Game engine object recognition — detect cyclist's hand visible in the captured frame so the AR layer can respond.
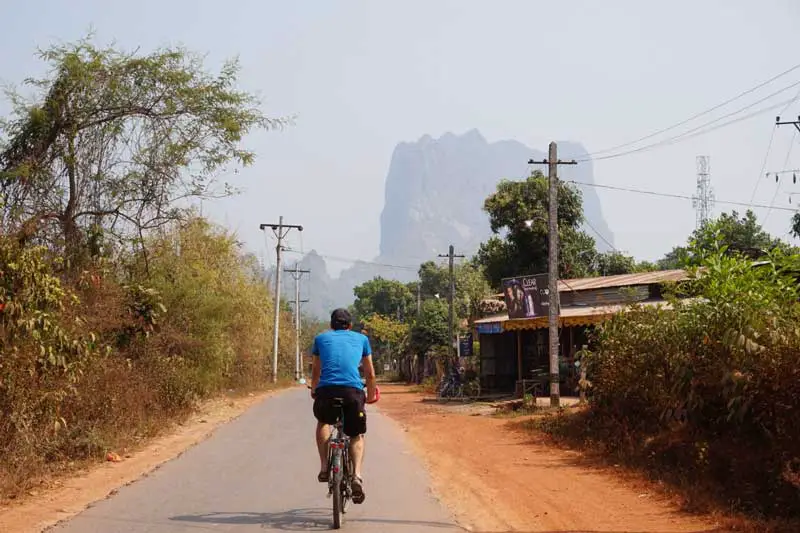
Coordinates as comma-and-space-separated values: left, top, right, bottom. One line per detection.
366, 385, 380, 404
307, 384, 316, 399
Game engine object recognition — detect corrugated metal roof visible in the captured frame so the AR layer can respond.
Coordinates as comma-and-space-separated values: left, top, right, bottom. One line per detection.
492, 269, 690, 298
473, 299, 674, 328
558, 269, 689, 291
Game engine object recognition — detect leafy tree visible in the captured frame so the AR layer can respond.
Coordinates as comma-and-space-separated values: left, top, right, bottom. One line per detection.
416, 261, 491, 323
362, 313, 410, 370
595, 251, 637, 276
0, 38, 283, 267
352, 277, 415, 322
658, 210, 784, 269
476, 171, 596, 287
410, 298, 449, 355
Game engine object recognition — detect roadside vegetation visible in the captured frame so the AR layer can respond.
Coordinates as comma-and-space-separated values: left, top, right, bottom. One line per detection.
536, 226, 800, 529
0, 38, 302, 500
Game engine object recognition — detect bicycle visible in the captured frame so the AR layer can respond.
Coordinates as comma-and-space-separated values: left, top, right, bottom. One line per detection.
326, 397, 352, 529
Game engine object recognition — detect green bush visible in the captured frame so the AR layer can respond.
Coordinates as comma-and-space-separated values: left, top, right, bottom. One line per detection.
584, 249, 800, 516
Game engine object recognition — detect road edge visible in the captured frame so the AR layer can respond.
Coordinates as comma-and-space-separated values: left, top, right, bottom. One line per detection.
0, 386, 294, 533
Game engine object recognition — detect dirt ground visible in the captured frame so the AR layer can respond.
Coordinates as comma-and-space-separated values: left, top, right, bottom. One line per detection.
377, 384, 723, 533
0, 388, 284, 533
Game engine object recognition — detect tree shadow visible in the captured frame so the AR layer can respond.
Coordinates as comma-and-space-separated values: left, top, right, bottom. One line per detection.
170, 508, 463, 530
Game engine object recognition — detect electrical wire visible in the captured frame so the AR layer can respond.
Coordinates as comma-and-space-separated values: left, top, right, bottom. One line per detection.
750, 86, 800, 204
282, 248, 420, 271
577, 91, 800, 163
750, 126, 777, 204
587, 61, 800, 157
564, 179, 797, 213
584, 217, 619, 252
764, 129, 798, 224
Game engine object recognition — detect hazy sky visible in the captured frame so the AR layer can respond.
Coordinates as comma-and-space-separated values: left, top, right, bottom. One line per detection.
2, 0, 800, 276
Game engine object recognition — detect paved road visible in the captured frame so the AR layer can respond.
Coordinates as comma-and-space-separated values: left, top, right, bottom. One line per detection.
52, 388, 462, 532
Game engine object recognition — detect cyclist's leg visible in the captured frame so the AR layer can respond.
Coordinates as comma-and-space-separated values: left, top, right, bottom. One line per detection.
312, 388, 337, 480
342, 387, 367, 503
316, 422, 331, 475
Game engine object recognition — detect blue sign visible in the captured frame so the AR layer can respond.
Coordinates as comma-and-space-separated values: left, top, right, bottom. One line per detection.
459, 333, 473, 356
476, 322, 502, 334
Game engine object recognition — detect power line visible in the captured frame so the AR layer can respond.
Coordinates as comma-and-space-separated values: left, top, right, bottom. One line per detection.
764, 129, 798, 224
578, 93, 800, 163
282, 248, 420, 271
588, 61, 800, 157
750, 126, 777, 204
564, 179, 797, 213
751, 86, 800, 204
584, 217, 618, 252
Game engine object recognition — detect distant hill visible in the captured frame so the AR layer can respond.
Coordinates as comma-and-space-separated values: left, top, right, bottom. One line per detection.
294, 130, 614, 319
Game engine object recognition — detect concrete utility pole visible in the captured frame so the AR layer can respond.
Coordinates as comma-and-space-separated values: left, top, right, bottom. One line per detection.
285, 264, 310, 381
438, 245, 464, 368
259, 217, 303, 383
530, 142, 577, 407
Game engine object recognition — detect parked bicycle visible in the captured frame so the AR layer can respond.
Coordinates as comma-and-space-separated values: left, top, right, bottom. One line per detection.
437, 368, 481, 400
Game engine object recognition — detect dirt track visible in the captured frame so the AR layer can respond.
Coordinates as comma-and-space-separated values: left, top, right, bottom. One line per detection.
378, 384, 722, 533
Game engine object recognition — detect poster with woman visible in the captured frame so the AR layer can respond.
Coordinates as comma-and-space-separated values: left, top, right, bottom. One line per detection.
501, 274, 549, 319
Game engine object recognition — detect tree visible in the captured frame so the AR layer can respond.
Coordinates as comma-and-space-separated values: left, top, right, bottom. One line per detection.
410, 299, 449, 355
362, 313, 410, 371
352, 277, 415, 322
475, 171, 596, 288
415, 260, 491, 324
0, 38, 283, 267
595, 251, 637, 276
658, 210, 783, 268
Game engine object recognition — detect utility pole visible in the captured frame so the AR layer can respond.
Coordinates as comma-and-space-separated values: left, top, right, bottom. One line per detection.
529, 142, 577, 407
285, 264, 310, 381
438, 245, 464, 369
288, 297, 310, 378
259, 217, 303, 383
416, 282, 421, 317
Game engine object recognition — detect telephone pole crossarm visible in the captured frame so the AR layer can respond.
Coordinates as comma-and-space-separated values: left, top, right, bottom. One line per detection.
776, 115, 800, 133
529, 143, 579, 407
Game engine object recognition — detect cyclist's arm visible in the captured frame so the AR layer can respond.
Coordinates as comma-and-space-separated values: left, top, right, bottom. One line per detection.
361, 335, 377, 402
362, 355, 377, 402
310, 336, 321, 392
311, 356, 321, 392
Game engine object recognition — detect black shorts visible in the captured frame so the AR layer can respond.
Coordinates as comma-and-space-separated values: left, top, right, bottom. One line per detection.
313, 386, 367, 437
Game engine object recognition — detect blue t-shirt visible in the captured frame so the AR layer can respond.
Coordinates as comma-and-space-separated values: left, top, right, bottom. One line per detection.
312, 329, 372, 390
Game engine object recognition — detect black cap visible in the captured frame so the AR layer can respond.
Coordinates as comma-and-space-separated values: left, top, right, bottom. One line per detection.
330, 308, 352, 330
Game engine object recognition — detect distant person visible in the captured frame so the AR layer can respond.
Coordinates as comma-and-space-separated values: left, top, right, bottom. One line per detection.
310, 308, 378, 504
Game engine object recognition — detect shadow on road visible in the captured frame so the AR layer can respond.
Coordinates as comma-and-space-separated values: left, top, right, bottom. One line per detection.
170, 508, 463, 530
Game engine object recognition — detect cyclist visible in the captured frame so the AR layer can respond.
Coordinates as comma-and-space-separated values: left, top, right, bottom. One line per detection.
310, 308, 378, 504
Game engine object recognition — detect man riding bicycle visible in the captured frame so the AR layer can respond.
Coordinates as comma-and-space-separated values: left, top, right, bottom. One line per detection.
310, 308, 378, 504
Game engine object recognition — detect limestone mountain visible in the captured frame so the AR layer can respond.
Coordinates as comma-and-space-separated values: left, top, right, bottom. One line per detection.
299, 130, 614, 319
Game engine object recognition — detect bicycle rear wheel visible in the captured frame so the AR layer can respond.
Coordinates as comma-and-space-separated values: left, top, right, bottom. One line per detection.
332, 481, 341, 529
